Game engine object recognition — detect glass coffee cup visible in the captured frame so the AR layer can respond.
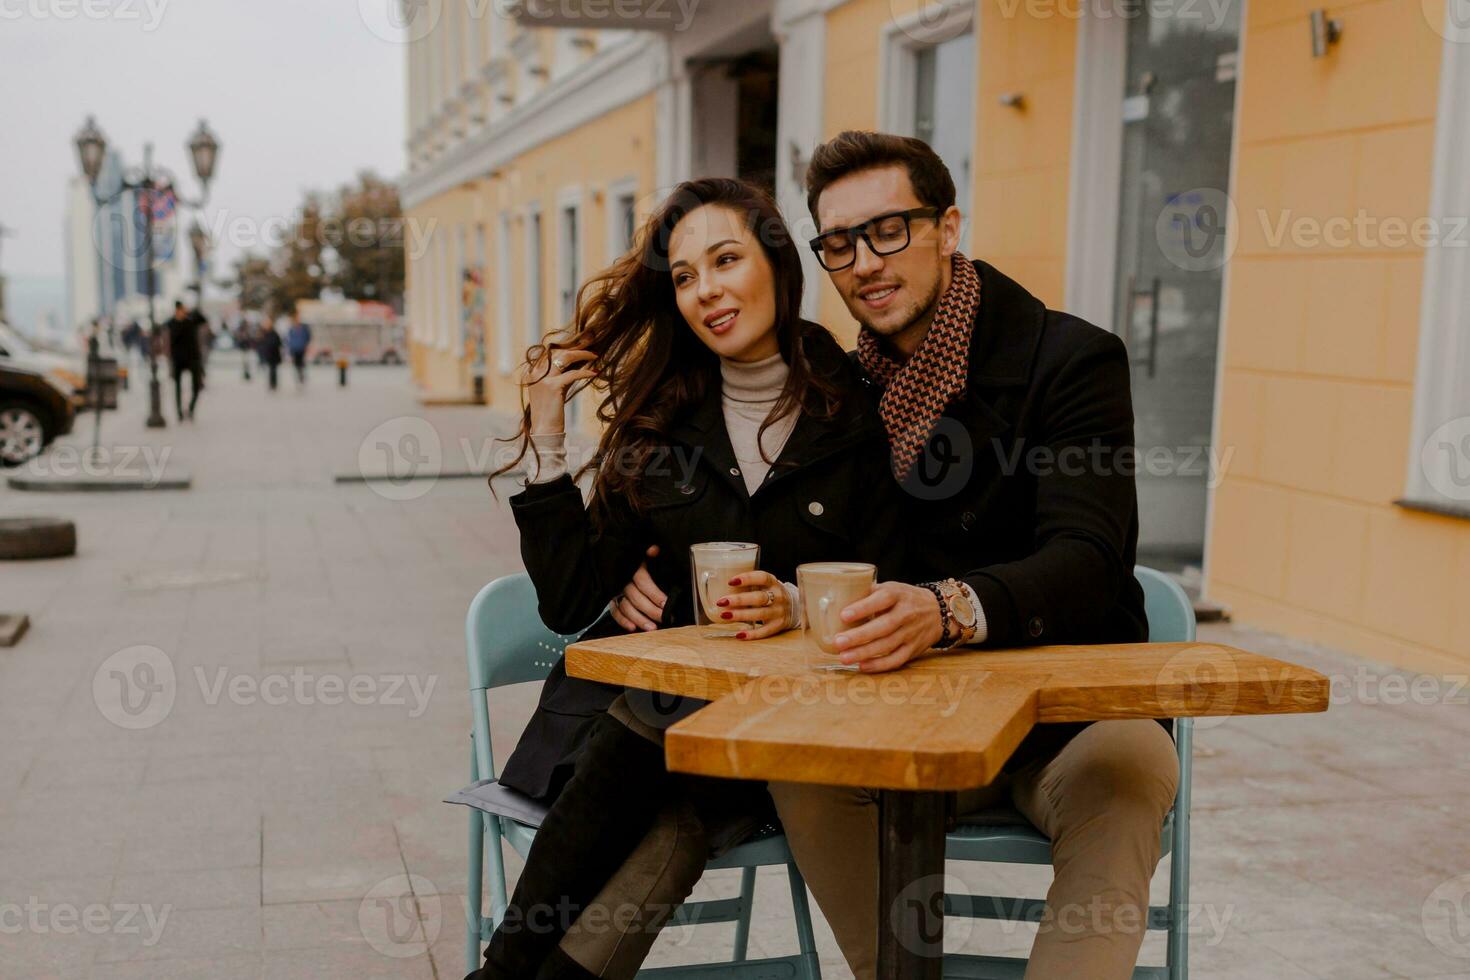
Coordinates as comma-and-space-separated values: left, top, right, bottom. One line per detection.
689, 542, 761, 630
796, 562, 876, 671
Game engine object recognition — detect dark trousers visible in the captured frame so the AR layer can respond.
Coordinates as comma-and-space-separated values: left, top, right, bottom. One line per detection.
173, 366, 201, 419
291, 351, 306, 383
267, 362, 279, 390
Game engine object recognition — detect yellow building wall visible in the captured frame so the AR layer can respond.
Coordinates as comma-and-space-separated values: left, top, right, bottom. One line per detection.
1208, 0, 1469, 672
478, 94, 659, 435
406, 182, 488, 401
817, 0, 1078, 342
406, 94, 657, 432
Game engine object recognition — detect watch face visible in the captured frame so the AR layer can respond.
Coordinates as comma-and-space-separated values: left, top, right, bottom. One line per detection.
952, 596, 976, 628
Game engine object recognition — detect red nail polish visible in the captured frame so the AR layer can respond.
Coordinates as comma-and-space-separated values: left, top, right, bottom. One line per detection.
721, 611, 733, 620
730, 577, 741, 586
736, 632, 747, 639
717, 598, 728, 607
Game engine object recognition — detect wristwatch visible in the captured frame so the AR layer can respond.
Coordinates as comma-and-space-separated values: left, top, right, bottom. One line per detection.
932, 578, 979, 648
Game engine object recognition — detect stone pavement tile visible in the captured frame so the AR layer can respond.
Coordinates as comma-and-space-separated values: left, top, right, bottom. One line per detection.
1352, 760, 1470, 800
85, 779, 264, 840
260, 635, 350, 666
261, 899, 376, 950
144, 751, 260, 789
112, 866, 260, 912
0, 929, 100, 978
1299, 861, 1467, 932
1182, 933, 1322, 979
261, 814, 405, 905
19, 757, 140, 797
88, 952, 264, 979
262, 944, 437, 979
1252, 920, 1470, 979
118, 824, 261, 875
0, 839, 122, 880
93, 905, 260, 964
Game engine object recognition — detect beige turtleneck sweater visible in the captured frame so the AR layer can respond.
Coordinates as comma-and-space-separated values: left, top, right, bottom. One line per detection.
719, 351, 797, 494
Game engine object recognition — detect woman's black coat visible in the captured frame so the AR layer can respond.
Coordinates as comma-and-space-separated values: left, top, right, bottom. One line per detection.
498, 326, 908, 801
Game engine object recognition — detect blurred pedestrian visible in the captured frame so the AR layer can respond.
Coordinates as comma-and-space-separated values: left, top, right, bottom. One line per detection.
286, 313, 311, 387
195, 311, 214, 376
235, 319, 254, 381
256, 321, 283, 391
167, 301, 204, 421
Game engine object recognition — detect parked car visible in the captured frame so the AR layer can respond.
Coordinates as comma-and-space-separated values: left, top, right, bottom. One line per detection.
0, 362, 76, 466
0, 321, 90, 408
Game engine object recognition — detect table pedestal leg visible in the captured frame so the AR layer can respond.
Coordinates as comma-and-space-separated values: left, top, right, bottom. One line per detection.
878, 789, 947, 979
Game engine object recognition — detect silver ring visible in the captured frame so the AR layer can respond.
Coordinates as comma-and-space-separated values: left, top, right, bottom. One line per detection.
552, 357, 566, 371
764, 589, 775, 607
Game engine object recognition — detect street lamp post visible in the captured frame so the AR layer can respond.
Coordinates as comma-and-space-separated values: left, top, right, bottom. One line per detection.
74, 116, 220, 429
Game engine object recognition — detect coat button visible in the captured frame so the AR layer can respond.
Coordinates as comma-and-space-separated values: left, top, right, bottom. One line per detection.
808, 501, 824, 516
1027, 616, 1045, 638
729, 466, 741, 477
960, 510, 976, 531
678, 483, 695, 495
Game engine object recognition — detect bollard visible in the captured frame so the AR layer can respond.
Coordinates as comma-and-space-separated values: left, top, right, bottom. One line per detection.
338, 358, 348, 387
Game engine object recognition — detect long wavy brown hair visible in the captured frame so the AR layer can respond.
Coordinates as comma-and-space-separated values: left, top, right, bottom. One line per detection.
492, 178, 843, 527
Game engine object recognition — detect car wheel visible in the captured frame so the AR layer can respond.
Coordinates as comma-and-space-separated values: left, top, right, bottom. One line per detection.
0, 517, 77, 560
0, 402, 46, 467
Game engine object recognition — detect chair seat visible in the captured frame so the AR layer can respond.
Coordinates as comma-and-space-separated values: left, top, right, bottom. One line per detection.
947, 810, 1176, 866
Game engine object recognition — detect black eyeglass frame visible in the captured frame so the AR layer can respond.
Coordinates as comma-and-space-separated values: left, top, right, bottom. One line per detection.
807, 206, 942, 271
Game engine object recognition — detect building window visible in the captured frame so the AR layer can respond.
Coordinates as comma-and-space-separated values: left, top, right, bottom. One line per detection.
879, 2, 975, 245
437, 230, 452, 352
1406, 21, 1470, 516
525, 208, 544, 341
497, 213, 514, 374
558, 193, 582, 328
606, 178, 638, 262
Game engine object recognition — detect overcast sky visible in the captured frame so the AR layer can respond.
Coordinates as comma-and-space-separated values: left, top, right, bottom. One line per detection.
0, 0, 407, 332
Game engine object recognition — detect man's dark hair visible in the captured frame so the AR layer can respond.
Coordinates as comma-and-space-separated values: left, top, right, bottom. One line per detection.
805, 130, 957, 224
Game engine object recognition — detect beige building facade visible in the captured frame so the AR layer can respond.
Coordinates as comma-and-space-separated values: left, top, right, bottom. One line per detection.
404, 0, 1469, 672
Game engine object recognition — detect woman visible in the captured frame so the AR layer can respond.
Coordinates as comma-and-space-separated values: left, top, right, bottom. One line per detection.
476, 178, 905, 980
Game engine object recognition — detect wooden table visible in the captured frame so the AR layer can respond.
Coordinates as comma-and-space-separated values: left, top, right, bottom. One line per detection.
566, 627, 1330, 977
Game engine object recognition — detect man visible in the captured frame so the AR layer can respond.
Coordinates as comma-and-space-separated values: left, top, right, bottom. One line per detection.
257, 319, 283, 391
610, 132, 1178, 979
286, 313, 311, 386
166, 301, 203, 421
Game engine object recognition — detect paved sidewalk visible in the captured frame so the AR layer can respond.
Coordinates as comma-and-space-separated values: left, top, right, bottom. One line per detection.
1, 363, 1467, 979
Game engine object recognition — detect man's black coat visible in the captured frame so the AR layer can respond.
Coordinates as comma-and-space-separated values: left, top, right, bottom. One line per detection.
855, 259, 1151, 767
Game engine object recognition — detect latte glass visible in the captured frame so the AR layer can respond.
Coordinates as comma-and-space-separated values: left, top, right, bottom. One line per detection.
690, 542, 760, 629
796, 562, 876, 671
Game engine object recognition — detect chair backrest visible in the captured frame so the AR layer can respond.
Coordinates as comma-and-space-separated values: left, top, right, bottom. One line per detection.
465, 573, 597, 782
1133, 565, 1196, 643
465, 573, 590, 692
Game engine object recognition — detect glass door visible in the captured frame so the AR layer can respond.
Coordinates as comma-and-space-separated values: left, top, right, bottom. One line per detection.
1110, 0, 1242, 573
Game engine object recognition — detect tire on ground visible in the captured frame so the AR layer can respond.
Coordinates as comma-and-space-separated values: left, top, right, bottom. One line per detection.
0, 517, 77, 560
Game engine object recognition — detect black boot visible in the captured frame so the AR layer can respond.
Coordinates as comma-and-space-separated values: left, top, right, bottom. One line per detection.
474, 712, 672, 979
536, 948, 600, 979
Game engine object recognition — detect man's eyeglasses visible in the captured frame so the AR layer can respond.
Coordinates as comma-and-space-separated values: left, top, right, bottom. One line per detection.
807, 207, 941, 272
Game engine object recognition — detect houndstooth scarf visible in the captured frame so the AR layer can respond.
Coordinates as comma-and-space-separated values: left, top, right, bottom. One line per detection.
856, 253, 981, 479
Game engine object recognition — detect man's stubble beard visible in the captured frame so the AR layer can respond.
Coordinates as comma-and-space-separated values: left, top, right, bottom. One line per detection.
853, 272, 945, 341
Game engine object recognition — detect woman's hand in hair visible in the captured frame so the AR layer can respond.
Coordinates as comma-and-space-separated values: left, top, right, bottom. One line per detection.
717, 570, 794, 640
525, 348, 598, 435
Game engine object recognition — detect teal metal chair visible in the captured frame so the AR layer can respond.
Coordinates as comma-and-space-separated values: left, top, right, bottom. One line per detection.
449, 573, 822, 978
942, 566, 1196, 979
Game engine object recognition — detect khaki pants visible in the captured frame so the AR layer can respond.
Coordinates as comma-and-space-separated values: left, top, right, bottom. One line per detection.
769, 719, 1179, 980
558, 799, 710, 978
